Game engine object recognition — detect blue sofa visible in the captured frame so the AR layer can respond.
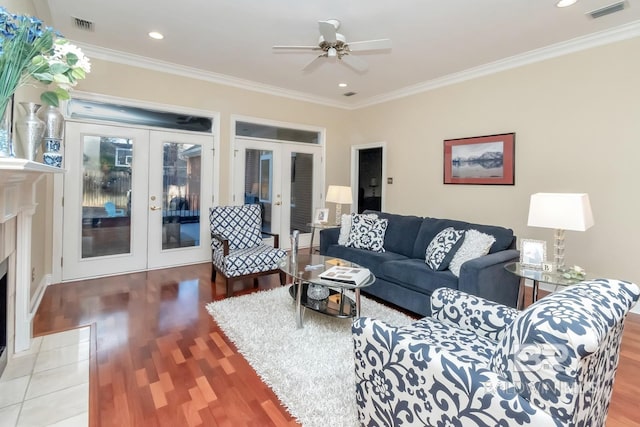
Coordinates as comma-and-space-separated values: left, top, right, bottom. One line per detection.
319, 211, 520, 316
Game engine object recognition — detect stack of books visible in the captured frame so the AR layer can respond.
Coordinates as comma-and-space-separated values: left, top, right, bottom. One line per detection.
318, 266, 371, 286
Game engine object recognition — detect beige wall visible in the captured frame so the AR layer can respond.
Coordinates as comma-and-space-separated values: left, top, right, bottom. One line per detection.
350, 37, 640, 284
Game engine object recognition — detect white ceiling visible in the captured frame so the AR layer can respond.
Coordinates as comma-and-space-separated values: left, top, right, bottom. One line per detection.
35, 0, 640, 108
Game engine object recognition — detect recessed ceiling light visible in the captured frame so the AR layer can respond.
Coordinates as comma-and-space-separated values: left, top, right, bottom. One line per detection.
148, 31, 164, 40
556, 0, 577, 7
338, 83, 348, 88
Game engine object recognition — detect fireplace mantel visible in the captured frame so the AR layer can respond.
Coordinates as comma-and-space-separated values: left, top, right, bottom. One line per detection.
0, 157, 63, 356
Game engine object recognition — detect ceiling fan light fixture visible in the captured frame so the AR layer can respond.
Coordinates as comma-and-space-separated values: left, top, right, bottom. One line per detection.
556, 0, 577, 7
327, 47, 337, 57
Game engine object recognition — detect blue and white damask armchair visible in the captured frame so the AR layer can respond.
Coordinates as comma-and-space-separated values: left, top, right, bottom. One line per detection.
209, 204, 286, 297
353, 279, 639, 426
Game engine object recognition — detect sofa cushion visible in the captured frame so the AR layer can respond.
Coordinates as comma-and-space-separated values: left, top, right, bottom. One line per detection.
413, 217, 515, 259
364, 211, 424, 257
323, 244, 408, 277
347, 215, 388, 252
379, 259, 459, 294
449, 229, 496, 277
425, 227, 465, 270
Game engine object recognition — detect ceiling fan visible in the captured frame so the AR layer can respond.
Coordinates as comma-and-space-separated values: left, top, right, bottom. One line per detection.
273, 19, 392, 72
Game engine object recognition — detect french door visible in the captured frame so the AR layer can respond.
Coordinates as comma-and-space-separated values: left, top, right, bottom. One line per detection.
233, 138, 322, 250
62, 122, 213, 281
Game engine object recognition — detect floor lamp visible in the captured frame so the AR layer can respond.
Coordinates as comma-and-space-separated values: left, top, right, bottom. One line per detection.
326, 185, 353, 225
527, 193, 594, 272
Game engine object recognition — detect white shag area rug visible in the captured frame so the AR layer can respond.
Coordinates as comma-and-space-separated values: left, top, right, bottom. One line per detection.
206, 286, 414, 427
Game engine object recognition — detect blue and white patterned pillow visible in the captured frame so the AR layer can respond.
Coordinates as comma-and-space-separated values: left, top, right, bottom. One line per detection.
425, 227, 465, 270
346, 215, 388, 252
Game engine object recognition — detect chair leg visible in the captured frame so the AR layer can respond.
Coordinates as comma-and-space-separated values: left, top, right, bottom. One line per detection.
279, 271, 286, 286
225, 277, 232, 298
211, 265, 217, 282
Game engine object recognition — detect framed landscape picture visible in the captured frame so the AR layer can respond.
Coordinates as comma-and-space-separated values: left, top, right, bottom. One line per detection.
444, 133, 515, 185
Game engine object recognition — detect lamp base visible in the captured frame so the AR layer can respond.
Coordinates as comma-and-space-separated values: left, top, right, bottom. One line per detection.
335, 203, 342, 226
554, 228, 566, 272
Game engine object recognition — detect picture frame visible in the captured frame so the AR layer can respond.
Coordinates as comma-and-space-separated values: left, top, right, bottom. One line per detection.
443, 132, 515, 185
313, 208, 329, 224
520, 239, 547, 268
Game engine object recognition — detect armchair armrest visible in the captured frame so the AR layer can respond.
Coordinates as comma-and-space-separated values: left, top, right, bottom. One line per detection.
458, 249, 520, 308
211, 232, 230, 255
261, 231, 280, 248
352, 317, 556, 427
430, 288, 519, 341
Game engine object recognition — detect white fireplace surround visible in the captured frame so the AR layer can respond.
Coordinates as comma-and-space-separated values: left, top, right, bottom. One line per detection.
0, 158, 63, 367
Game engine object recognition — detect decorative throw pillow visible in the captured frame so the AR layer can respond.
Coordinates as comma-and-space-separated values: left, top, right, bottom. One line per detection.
425, 227, 465, 271
448, 229, 496, 277
219, 226, 262, 250
346, 215, 388, 252
338, 213, 378, 246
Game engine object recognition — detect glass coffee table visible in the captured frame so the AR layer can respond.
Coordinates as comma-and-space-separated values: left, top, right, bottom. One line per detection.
505, 262, 594, 309
279, 253, 375, 328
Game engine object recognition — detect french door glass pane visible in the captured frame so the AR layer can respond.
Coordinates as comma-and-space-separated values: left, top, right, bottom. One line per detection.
244, 149, 272, 233
162, 142, 201, 250
290, 152, 313, 234
81, 135, 132, 258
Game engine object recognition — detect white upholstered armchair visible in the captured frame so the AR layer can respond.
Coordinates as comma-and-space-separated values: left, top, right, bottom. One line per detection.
209, 204, 286, 297
352, 279, 639, 426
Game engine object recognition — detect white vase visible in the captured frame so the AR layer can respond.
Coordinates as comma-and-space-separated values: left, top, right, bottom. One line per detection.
16, 102, 45, 161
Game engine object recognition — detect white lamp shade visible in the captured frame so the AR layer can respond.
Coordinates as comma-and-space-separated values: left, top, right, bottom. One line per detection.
527, 193, 594, 231
326, 185, 353, 204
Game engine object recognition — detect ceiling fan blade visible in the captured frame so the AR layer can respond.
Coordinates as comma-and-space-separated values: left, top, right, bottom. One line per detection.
273, 45, 321, 50
347, 39, 393, 52
302, 54, 325, 72
318, 20, 337, 43
340, 54, 368, 72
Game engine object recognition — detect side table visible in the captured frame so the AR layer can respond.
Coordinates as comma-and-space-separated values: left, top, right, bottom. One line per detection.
505, 262, 592, 309
307, 222, 339, 254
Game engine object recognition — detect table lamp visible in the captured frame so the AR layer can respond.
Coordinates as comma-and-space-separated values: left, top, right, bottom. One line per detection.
527, 193, 594, 271
326, 185, 353, 225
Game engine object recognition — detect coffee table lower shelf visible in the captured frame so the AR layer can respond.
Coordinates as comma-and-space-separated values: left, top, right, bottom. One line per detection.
288, 283, 356, 318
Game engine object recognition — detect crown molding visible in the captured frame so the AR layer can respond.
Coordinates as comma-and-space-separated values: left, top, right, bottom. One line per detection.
353, 20, 640, 109
73, 20, 640, 112
74, 42, 353, 110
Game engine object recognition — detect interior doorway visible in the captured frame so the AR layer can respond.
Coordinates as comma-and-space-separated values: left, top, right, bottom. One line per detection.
352, 143, 386, 213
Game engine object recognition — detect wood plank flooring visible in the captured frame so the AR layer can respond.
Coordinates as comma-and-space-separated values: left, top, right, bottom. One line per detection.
33, 263, 640, 426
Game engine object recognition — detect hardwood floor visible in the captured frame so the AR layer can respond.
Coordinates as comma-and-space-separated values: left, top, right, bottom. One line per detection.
33, 263, 640, 426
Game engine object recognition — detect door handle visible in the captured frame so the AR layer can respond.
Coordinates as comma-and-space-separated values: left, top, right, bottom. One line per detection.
274, 201, 281, 206
150, 206, 162, 211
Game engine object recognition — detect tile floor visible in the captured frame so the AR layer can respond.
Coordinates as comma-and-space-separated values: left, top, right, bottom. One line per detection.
0, 327, 90, 427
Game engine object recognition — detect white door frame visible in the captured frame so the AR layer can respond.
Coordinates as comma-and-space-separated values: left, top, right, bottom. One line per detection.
232, 138, 323, 250
351, 142, 387, 213
51, 91, 220, 283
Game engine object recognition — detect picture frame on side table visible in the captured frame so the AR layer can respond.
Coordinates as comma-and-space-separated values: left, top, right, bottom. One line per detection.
520, 239, 547, 269
444, 132, 515, 185
313, 208, 329, 224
